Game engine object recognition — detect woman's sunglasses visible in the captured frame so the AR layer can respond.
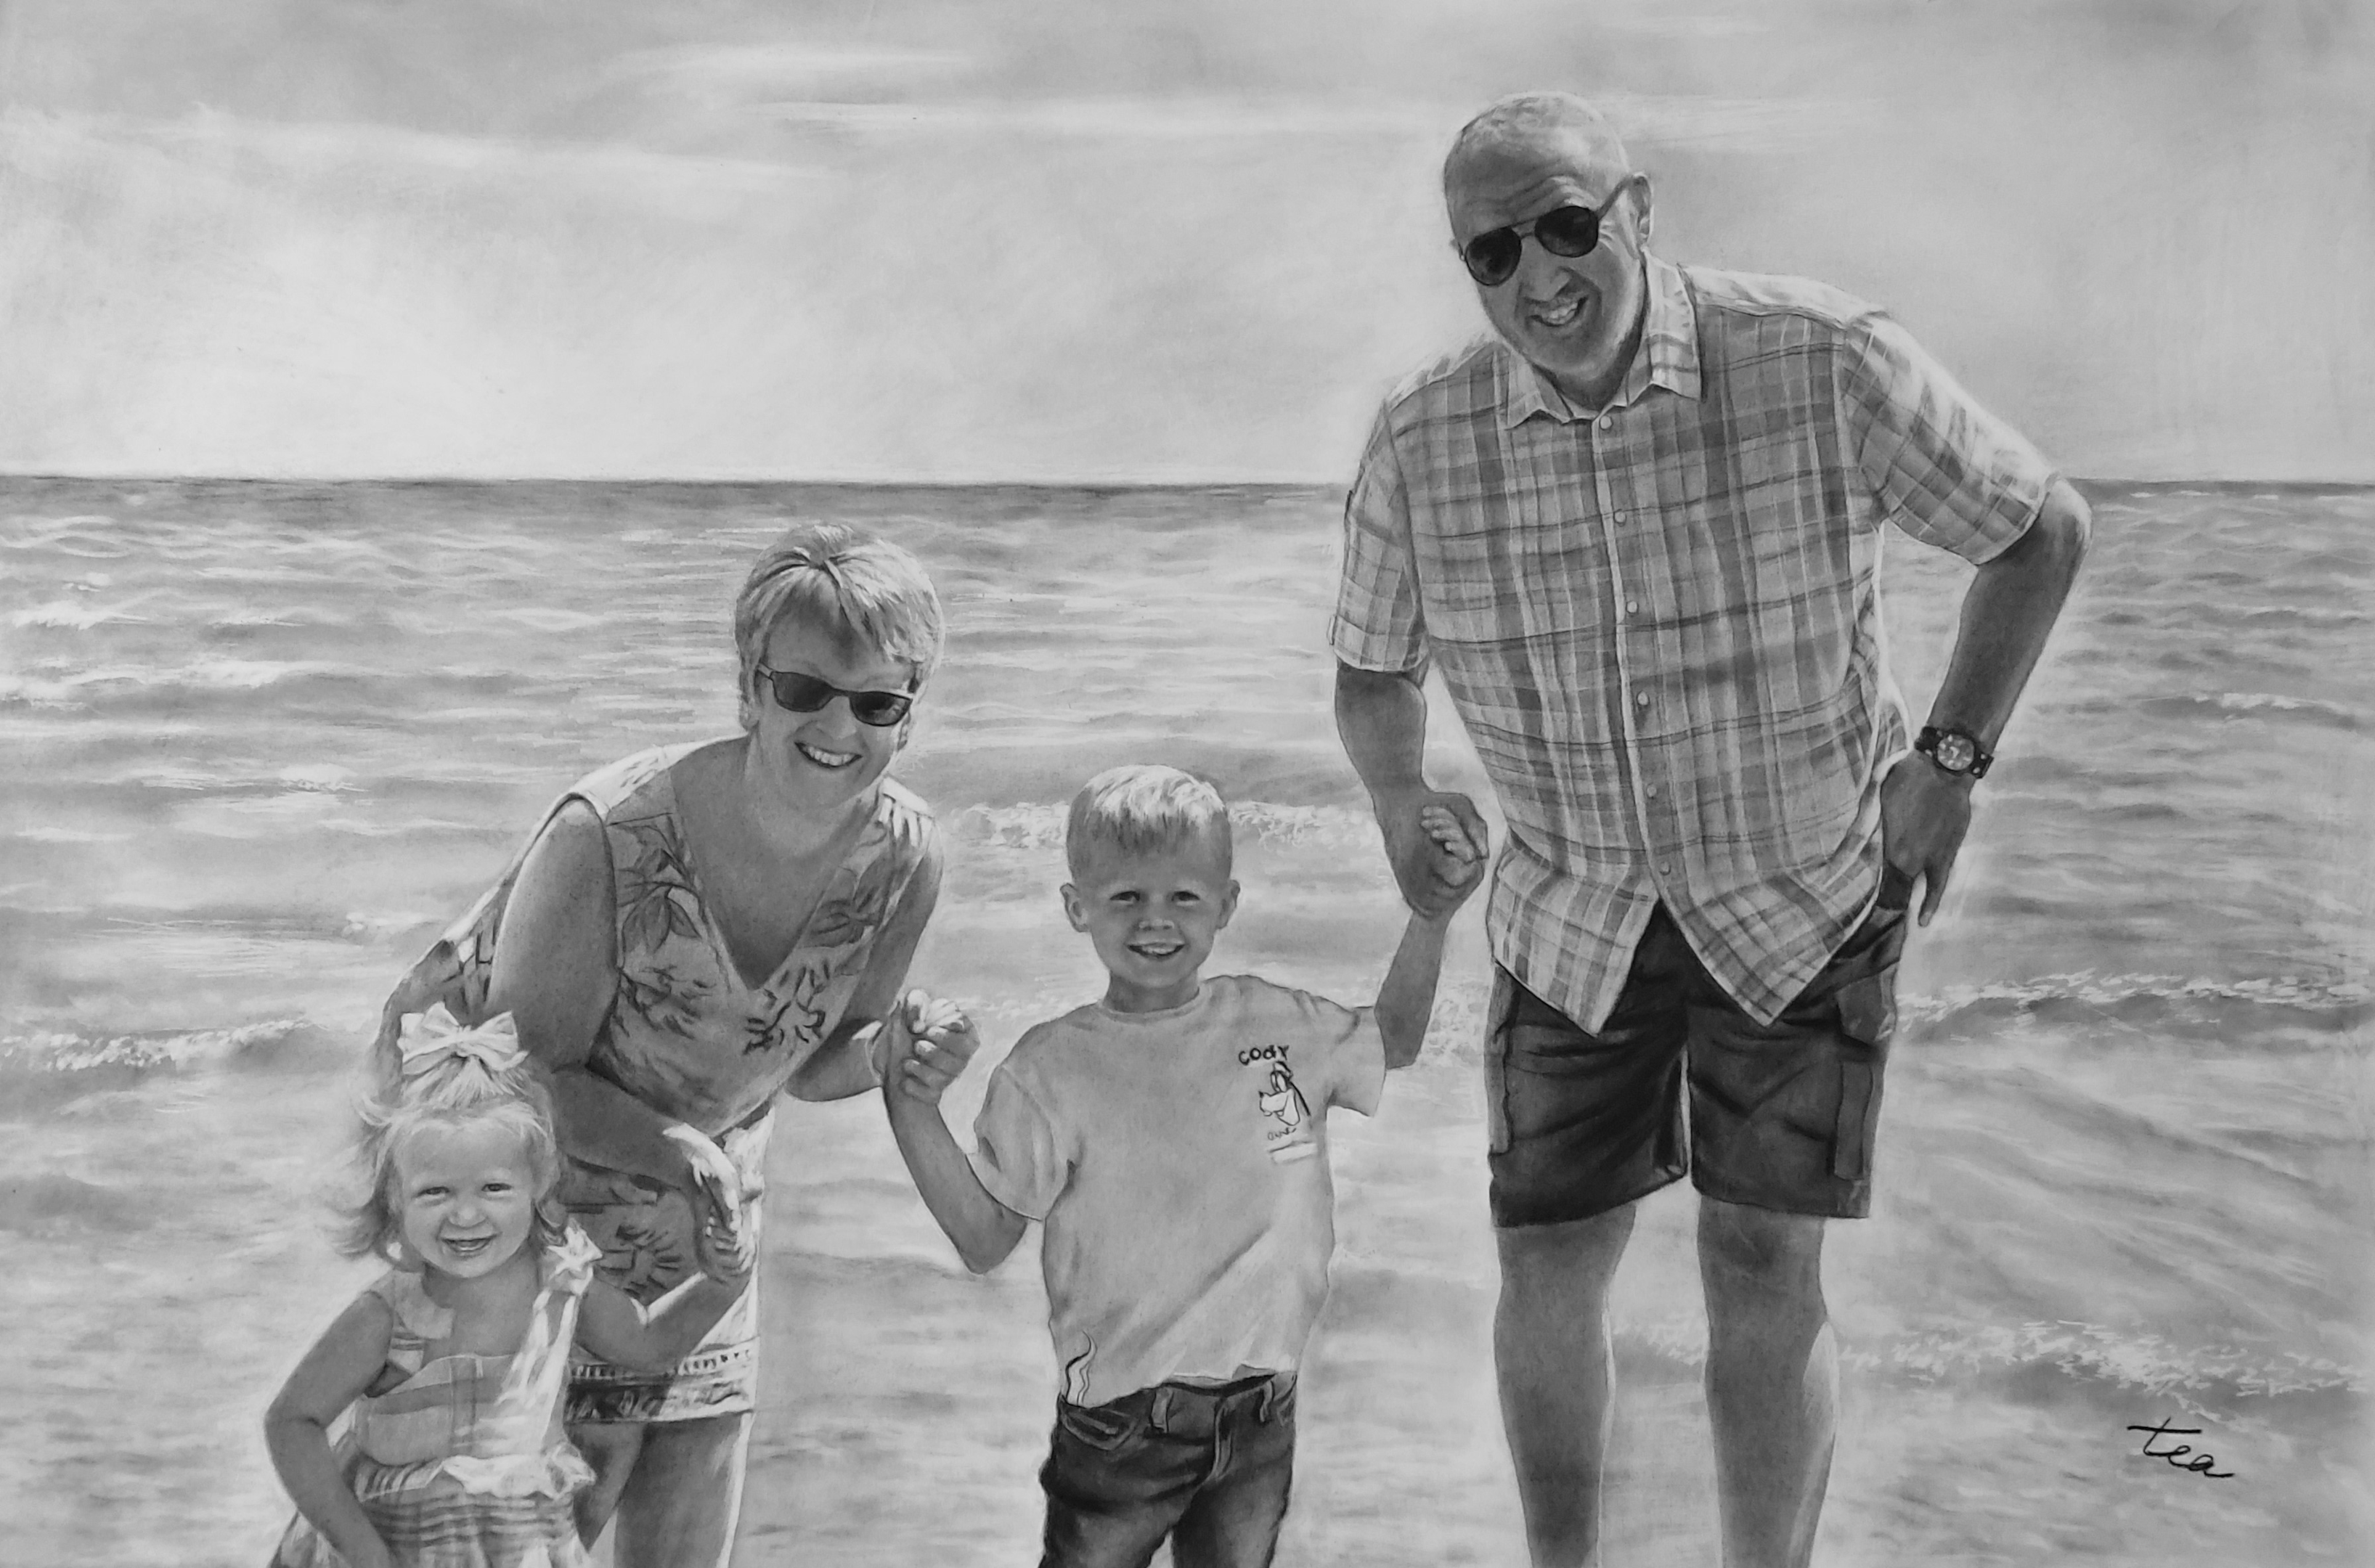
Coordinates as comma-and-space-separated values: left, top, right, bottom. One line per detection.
1456, 183, 1634, 288
754, 665, 916, 727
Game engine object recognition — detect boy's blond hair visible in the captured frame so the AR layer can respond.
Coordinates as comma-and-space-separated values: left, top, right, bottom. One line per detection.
1064, 765, 1231, 878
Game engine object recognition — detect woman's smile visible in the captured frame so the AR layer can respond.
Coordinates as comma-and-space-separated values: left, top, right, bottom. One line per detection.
794, 740, 863, 770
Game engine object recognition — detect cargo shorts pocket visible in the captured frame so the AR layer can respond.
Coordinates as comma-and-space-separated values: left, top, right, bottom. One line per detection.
1483, 971, 1515, 1156
1829, 964, 1899, 1183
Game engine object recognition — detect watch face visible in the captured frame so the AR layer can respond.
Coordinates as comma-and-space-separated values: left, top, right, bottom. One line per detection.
1931, 733, 1978, 772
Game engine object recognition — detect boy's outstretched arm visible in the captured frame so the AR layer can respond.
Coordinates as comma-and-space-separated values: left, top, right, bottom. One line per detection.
1374, 804, 1488, 1068
881, 1000, 1027, 1273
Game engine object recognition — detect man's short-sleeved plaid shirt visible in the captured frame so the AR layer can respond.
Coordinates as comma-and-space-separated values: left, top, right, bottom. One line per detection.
1332, 255, 2057, 1029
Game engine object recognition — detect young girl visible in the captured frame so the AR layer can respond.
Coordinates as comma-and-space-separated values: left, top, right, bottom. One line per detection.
265, 1007, 753, 1568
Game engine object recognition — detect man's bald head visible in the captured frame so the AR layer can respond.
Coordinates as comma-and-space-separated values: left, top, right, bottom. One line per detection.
1443, 92, 1631, 204
1440, 91, 1651, 409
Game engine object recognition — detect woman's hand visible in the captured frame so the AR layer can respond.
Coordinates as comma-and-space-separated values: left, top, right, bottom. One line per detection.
691, 1195, 756, 1286
659, 1124, 752, 1283
880, 989, 982, 1108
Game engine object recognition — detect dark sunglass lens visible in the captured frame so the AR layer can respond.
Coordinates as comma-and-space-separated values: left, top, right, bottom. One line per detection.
767, 671, 835, 712
1533, 205, 1602, 258
848, 693, 913, 727
1463, 229, 1522, 285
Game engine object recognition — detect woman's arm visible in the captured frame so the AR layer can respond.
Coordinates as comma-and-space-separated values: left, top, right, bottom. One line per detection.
783, 835, 945, 1103
489, 804, 698, 1190
264, 1295, 399, 1568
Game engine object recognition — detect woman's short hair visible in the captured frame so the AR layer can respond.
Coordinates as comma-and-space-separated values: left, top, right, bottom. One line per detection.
732, 523, 945, 729
1065, 765, 1232, 878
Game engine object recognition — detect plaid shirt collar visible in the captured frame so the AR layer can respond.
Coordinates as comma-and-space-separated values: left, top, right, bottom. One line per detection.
1498, 253, 1702, 428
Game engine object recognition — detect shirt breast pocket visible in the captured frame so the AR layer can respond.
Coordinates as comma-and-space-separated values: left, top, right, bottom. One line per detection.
1414, 513, 1606, 648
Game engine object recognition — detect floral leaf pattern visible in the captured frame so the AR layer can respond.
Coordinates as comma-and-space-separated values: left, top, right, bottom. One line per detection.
614, 812, 705, 960
743, 956, 831, 1056
560, 1167, 696, 1304
802, 860, 892, 951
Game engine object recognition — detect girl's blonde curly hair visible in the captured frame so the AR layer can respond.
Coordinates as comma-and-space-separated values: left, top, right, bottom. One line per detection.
336, 1018, 569, 1262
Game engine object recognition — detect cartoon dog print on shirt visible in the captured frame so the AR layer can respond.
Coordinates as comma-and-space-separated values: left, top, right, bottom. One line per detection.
1241, 1043, 1318, 1164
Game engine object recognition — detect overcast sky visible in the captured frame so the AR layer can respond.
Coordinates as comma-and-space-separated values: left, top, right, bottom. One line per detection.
1, 0, 2367, 482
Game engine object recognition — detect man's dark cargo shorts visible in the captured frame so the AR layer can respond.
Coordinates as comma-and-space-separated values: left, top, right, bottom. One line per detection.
1485, 897, 1909, 1228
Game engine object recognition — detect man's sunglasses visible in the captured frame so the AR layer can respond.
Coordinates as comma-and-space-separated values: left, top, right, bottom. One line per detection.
754, 665, 916, 727
1456, 182, 1634, 287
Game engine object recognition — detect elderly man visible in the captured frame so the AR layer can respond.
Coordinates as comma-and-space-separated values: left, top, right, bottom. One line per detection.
1331, 94, 2088, 1567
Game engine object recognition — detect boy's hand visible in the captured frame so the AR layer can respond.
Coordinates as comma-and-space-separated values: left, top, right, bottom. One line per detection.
1419, 804, 1488, 909
1377, 789, 1488, 918
882, 989, 983, 1108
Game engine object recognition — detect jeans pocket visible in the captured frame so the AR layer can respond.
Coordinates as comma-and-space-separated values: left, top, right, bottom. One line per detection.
1055, 1400, 1143, 1454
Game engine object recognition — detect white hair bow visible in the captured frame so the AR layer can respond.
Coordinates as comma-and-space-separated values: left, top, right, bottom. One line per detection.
397, 1005, 528, 1080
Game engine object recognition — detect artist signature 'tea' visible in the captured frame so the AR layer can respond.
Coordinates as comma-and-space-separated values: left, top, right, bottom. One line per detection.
2126, 1419, 2235, 1479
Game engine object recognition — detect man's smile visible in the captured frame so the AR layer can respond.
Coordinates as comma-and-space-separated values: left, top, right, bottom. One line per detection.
1527, 293, 1589, 331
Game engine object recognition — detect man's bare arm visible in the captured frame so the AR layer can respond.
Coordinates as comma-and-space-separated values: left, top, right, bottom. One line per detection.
1335, 663, 1488, 918
1881, 480, 2091, 923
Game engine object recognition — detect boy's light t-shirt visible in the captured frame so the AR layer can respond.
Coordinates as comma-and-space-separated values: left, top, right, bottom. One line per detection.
968, 972, 1388, 1408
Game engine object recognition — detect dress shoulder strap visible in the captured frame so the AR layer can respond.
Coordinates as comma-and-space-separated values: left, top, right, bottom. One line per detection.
874, 777, 937, 866
564, 746, 687, 820
537, 1224, 605, 1302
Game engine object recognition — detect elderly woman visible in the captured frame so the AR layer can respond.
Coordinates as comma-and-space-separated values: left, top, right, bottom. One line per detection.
374, 523, 969, 1567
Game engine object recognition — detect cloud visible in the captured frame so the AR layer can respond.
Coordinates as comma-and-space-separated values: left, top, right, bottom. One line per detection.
1, 2, 2367, 481
620, 42, 981, 101
754, 92, 1877, 150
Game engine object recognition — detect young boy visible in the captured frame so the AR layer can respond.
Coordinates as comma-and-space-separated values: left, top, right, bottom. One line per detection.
879, 764, 1483, 1568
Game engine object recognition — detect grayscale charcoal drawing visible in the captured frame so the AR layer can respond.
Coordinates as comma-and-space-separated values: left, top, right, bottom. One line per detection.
1, 4, 2366, 1567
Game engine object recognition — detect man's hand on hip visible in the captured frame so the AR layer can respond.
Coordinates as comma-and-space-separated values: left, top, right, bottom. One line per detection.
1376, 788, 1491, 918
1878, 754, 1975, 927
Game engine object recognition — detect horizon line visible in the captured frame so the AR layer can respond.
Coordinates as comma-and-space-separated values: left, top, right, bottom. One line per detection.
3, 471, 2371, 495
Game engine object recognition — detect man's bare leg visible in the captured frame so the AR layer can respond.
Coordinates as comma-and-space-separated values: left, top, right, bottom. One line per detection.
1494, 1204, 1637, 1567
1698, 1199, 1834, 1568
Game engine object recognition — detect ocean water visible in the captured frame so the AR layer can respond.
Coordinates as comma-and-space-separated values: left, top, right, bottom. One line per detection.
0, 477, 2367, 1567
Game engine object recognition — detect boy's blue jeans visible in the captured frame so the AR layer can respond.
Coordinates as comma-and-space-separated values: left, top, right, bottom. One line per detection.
1038, 1371, 1298, 1568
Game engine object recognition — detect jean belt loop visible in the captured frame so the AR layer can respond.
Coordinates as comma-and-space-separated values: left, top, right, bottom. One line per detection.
1149, 1387, 1173, 1434
1255, 1374, 1280, 1423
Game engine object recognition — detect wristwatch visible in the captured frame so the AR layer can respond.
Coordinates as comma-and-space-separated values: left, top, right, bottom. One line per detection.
1914, 724, 1993, 780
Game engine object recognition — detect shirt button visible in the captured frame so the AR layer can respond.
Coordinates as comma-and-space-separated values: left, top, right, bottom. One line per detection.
1659, 862, 1674, 876
1613, 510, 1628, 524
1645, 785, 1659, 799
1634, 691, 1650, 708
1625, 600, 1639, 615
1598, 415, 1615, 430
